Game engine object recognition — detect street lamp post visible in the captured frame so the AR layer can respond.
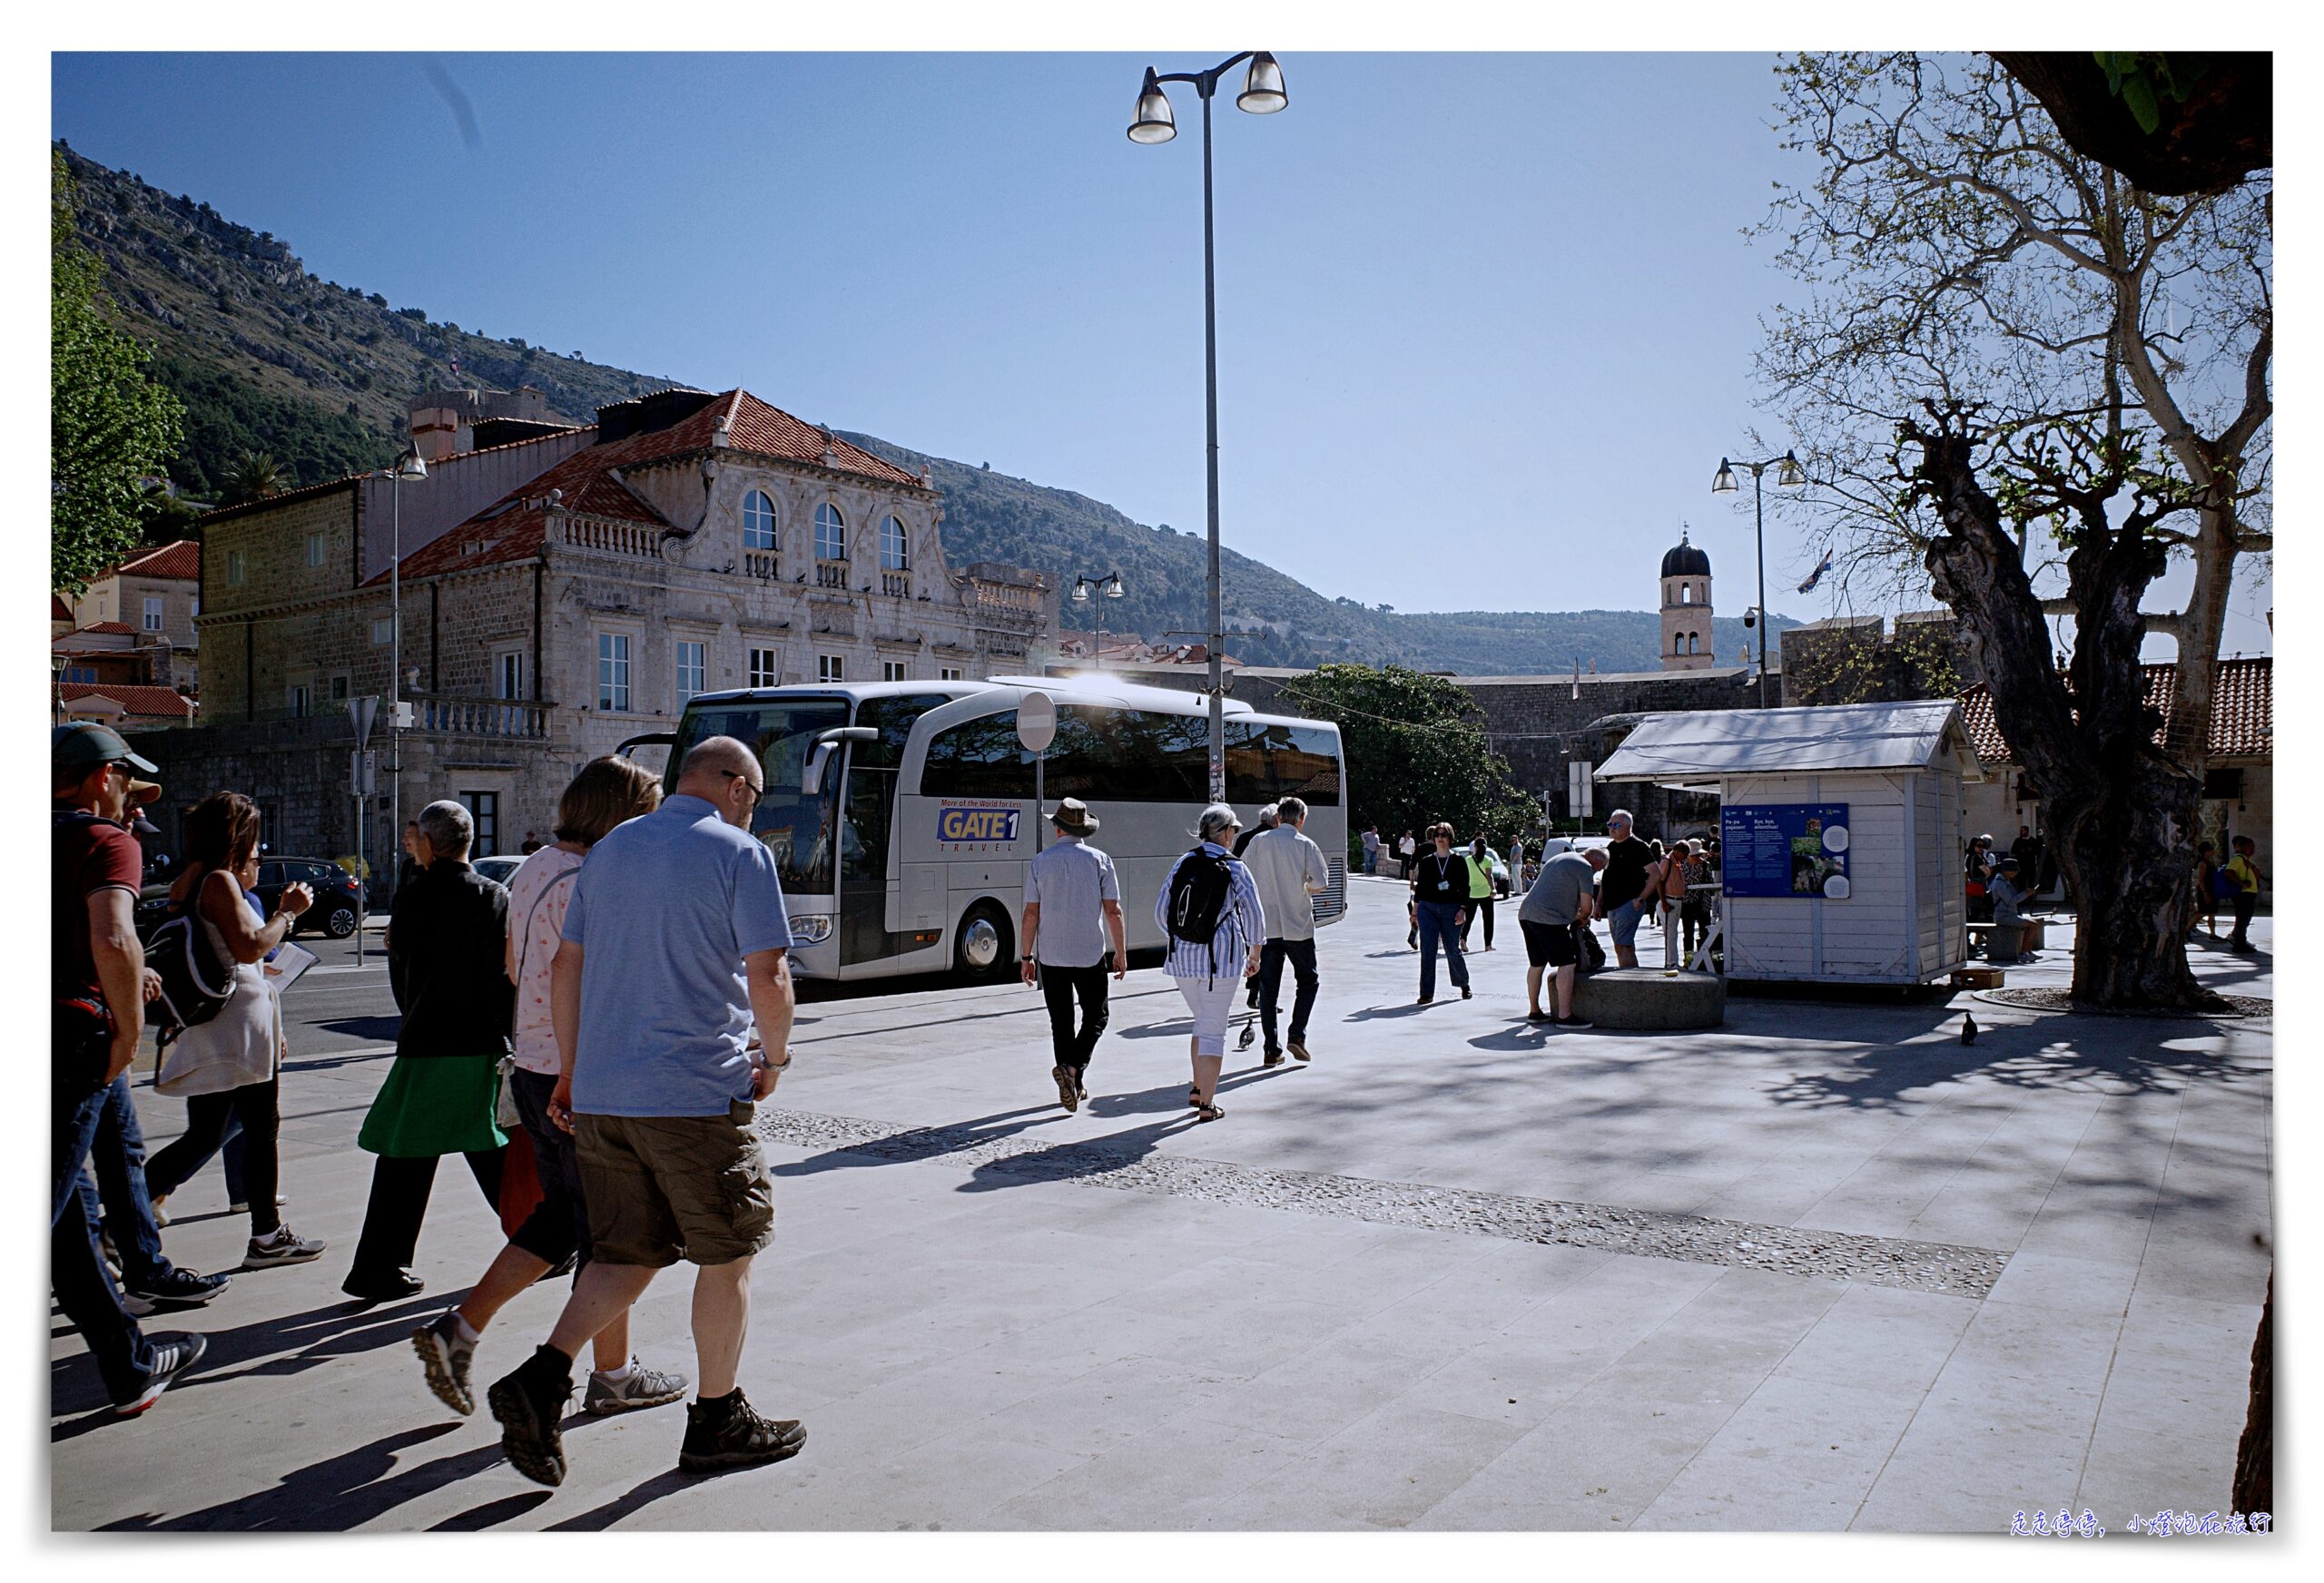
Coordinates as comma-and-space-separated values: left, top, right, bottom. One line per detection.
1068, 572, 1127, 668
379, 447, 427, 897
1710, 449, 1804, 708
1128, 51, 1286, 801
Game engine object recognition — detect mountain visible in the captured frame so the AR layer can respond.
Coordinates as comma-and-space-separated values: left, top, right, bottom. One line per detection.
59, 143, 1794, 675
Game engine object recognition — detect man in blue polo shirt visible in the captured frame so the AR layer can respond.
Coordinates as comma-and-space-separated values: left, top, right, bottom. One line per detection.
487, 736, 806, 1487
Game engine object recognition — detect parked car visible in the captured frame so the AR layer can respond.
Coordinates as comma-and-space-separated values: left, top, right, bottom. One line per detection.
471, 854, 524, 888
138, 857, 363, 940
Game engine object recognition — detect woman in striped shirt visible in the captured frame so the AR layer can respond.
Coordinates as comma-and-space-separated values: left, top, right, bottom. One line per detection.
1154, 804, 1266, 1123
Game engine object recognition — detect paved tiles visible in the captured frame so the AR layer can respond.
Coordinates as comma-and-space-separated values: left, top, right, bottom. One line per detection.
51, 887, 2271, 1531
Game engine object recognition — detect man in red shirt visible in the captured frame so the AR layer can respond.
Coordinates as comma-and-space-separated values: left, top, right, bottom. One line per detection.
53, 723, 207, 1413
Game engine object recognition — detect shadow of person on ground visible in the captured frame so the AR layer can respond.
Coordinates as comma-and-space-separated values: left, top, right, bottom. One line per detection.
94, 1421, 517, 1530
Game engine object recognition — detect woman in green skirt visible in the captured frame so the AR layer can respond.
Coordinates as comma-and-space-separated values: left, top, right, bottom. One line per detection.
343, 799, 516, 1303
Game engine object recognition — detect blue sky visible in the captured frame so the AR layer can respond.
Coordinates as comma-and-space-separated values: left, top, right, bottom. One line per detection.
51, 51, 2270, 654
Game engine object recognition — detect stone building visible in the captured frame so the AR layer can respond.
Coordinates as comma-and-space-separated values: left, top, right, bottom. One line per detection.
1659, 531, 1714, 672
1778, 610, 1981, 706
67, 539, 203, 691
134, 385, 1055, 863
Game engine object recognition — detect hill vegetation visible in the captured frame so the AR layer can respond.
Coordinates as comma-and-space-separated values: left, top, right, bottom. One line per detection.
59, 141, 1794, 674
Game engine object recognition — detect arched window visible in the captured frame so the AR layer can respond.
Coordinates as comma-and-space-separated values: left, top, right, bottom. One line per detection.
1679, 584, 1692, 605
880, 515, 909, 570
815, 502, 847, 561
1675, 632, 1686, 654
1688, 634, 1699, 654
742, 490, 776, 549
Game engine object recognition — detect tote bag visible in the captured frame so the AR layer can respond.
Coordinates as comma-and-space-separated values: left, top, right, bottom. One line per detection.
155, 960, 280, 1096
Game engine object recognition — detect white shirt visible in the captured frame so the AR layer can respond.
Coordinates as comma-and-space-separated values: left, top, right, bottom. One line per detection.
1241, 822, 1331, 942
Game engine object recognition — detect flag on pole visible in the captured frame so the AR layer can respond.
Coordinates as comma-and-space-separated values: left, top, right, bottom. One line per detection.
1797, 550, 1834, 595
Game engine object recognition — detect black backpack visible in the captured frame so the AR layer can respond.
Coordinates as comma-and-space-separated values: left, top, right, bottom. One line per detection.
1165, 846, 1236, 975
146, 885, 238, 1039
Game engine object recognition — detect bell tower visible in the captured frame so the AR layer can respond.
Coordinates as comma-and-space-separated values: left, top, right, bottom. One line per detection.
1659, 528, 1713, 672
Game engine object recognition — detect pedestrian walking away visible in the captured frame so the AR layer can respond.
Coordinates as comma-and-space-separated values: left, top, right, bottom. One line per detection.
50, 723, 211, 1413
143, 790, 327, 1274
1233, 803, 1279, 1048
341, 800, 513, 1304
414, 756, 688, 1421
1019, 797, 1127, 1113
1156, 805, 1266, 1122
1520, 844, 1604, 1027
487, 737, 804, 1487
1242, 795, 1331, 1067
1458, 835, 1498, 951
1600, 810, 1655, 969
2226, 836, 2264, 950
1409, 824, 1473, 1004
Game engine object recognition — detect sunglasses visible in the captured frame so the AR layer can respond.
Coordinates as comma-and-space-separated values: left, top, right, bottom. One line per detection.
722, 770, 764, 806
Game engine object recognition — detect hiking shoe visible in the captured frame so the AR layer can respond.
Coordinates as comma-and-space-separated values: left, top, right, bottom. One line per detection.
245, 1224, 327, 1269
122, 1267, 232, 1316
487, 1353, 575, 1488
1289, 1041, 1312, 1062
1263, 1049, 1285, 1067
678, 1392, 806, 1474
413, 1311, 478, 1416
1051, 1064, 1079, 1113
585, 1358, 690, 1416
113, 1332, 207, 1417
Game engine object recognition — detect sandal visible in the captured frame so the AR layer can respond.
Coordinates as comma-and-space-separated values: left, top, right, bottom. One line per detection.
1194, 1103, 1225, 1123
1188, 1086, 1201, 1108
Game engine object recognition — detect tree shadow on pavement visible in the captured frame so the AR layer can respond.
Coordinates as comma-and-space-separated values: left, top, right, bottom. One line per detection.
94, 1421, 514, 1530
1763, 1019, 2268, 1110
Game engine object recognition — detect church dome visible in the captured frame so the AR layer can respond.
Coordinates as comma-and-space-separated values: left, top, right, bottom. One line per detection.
1660, 530, 1710, 579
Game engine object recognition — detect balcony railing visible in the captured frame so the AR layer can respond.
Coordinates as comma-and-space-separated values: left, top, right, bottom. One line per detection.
815, 560, 850, 589
561, 516, 661, 559
881, 570, 912, 598
743, 550, 781, 581
414, 696, 553, 740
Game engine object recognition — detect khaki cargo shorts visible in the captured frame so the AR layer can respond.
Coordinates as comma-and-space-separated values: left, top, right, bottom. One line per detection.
574, 1100, 773, 1268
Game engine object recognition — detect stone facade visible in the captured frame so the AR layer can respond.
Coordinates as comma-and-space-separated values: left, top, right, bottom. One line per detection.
143, 386, 1055, 864
1779, 610, 1981, 706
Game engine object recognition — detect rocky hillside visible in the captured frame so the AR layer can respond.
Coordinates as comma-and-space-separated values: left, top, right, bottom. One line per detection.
60, 142, 1788, 675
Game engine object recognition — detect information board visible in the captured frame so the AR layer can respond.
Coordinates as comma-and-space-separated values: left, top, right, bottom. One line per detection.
1720, 803, 1852, 900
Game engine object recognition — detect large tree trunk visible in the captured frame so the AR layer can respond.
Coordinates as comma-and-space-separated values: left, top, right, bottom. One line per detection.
1910, 421, 2213, 1009
2233, 1271, 2271, 1516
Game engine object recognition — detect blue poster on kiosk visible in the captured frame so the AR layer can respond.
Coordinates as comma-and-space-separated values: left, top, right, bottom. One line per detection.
1720, 803, 1852, 900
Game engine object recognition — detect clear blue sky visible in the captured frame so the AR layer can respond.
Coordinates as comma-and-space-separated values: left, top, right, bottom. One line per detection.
51, 51, 2270, 654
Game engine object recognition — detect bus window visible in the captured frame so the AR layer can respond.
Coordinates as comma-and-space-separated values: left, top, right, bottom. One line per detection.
852, 693, 951, 770
921, 711, 1035, 799
668, 697, 848, 893
1226, 723, 1342, 806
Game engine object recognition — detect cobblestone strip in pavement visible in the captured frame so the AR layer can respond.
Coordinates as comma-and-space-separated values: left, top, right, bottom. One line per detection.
757, 1107, 2009, 1298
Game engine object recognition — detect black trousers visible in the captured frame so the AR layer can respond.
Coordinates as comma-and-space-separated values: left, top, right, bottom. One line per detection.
145, 1073, 282, 1237
1257, 937, 1319, 1051
1039, 964, 1110, 1072
1460, 894, 1495, 949
347, 1146, 505, 1283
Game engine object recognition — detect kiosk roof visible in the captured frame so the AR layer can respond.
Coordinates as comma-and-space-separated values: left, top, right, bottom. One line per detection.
1595, 700, 1978, 783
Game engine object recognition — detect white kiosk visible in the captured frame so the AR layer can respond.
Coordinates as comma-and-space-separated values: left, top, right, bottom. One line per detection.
1595, 700, 1983, 986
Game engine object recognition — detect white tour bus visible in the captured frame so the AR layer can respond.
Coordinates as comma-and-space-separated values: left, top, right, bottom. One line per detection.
638, 675, 1348, 981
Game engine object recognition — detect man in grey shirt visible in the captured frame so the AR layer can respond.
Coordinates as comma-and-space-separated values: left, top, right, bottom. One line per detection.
1241, 796, 1332, 1065
1519, 847, 1606, 1027
1020, 799, 1125, 1113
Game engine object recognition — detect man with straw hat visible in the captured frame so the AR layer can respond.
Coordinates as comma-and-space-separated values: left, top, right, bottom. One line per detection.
1019, 798, 1125, 1113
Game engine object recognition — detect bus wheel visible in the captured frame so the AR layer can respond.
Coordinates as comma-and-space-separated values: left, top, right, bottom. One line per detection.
954, 901, 1013, 982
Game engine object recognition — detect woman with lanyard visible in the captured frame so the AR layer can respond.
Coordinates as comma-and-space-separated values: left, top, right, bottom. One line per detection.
1459, 835, 1499, 952
1409, 824, 1474, 1004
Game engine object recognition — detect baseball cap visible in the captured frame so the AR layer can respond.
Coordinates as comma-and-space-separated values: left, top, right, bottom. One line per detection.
53, 722, 158, 776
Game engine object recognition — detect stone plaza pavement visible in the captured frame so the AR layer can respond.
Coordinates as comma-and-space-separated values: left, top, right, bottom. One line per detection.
52, 880, 2273, 1532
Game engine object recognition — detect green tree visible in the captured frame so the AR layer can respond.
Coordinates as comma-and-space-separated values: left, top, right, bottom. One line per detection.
218, 449, 291, 505
52, 150, 182, 595
1273, 664, 1541, 859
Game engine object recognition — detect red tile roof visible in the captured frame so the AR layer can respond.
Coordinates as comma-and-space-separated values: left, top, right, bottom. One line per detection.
51, 595, 72, 623
114, 539, 201, 580
58, 683, 195, 719
369, 388, 929, 584
76, 621, 137, 635
1959, 656, 2271, 762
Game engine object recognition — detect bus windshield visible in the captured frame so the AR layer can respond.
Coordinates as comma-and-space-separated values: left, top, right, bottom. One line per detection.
667, 697, 850, 893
